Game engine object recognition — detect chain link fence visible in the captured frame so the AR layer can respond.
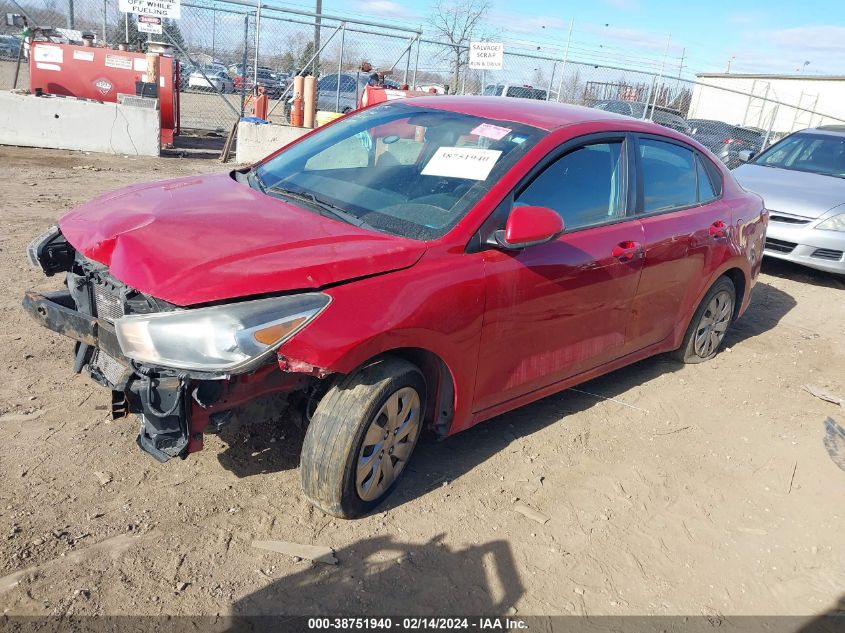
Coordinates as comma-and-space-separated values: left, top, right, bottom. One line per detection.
2, 0, 844, 165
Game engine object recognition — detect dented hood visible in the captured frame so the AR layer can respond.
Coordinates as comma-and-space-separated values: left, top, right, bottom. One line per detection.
59, 173, 426, 306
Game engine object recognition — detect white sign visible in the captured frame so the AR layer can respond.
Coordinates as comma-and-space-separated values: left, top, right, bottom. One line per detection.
105, 53, 133, 69
119, 0, 180, 19
469, 41, 504, 70
33, 44, 63, 64
422, 147, 503, 181
138, 14, 163, 34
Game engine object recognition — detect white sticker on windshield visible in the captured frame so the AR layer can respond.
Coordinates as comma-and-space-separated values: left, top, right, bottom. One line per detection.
471, 123, 511, 140
421, 147, 503, 181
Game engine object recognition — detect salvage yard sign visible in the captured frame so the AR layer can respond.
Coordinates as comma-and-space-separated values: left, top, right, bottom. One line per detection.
469, 42, 504, 70
119, 0, 180, 19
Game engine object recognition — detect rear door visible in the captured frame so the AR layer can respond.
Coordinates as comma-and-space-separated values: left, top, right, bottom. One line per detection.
473, 134, 646, 412
625, 135, 730, 352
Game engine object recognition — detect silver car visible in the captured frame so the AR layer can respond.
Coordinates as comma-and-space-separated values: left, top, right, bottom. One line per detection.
733, 125, 845, 275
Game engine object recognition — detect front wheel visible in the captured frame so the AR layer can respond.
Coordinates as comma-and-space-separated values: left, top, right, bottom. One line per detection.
300, 356, 425, 518
671, 276, 736, 363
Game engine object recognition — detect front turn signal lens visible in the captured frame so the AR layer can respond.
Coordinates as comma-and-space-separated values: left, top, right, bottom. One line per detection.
253, 316, 308, 345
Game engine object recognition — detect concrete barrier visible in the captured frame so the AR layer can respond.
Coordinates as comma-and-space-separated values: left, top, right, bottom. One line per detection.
0, 91, 160, 157
236, 121, 310, 164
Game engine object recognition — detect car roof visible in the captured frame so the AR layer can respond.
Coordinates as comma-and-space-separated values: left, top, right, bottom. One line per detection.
810, 125, 845, 137
402, 96, 641, 131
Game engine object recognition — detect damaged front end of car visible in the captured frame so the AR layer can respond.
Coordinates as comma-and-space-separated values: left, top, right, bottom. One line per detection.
23, 226, 331, 463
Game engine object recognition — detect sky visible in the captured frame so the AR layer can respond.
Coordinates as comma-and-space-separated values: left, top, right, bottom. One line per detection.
267, 0, 845, 78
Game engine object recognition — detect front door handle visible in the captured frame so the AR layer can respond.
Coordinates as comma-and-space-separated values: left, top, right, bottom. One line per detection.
710, 220, 727, 238
611, 241, 643, 262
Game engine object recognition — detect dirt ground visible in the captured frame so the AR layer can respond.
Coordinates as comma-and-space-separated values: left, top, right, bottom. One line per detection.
0, 145, 843, 620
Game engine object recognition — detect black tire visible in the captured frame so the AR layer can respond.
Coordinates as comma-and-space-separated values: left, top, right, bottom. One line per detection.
300, 356, 426, 518
671, 276, 736, 364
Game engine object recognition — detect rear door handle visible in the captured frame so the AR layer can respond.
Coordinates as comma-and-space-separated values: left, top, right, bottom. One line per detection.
710, 220, 727, 238
611, 241, 643, 262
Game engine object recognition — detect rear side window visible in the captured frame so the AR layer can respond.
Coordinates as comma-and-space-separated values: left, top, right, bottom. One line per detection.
340, 76, 358, 91
696, 155, 717, 202
639, 138, 697, 212
319, 75, 338, 91
516, 141, 626, 230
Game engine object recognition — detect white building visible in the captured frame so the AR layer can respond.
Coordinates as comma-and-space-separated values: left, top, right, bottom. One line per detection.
687, 73, 845, 135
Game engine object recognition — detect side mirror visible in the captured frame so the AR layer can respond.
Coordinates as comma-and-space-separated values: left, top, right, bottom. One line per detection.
736, 149, 755, 163
490, 205, 564, 250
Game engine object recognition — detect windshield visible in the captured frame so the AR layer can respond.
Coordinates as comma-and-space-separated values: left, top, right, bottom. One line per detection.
483, 85, 504, 96
254, 102, 544, 240
753, 132, 845, 178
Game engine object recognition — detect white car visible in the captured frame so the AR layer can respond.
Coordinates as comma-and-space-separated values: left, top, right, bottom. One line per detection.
733, 125, 845, 275
188, 68, 234, 93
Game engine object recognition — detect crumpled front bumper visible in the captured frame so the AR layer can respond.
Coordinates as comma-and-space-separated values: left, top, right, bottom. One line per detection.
23, 288, 192, 461
22, 289, 309, 463
23, 289, 123, 364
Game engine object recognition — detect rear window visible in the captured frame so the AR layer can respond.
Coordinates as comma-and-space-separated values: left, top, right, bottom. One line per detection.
505, 86, 539, 99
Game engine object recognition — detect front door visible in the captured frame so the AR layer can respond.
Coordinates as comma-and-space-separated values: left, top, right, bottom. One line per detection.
473, 137, 645, 413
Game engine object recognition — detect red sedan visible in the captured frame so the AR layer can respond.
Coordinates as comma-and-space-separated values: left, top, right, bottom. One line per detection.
24, 97, 767, 518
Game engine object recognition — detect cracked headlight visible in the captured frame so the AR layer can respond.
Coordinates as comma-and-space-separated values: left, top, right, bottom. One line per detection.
115, 293, 330, 373
816, 214, 845, 232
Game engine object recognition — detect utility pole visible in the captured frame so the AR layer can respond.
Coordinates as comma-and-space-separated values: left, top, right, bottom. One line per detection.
101, 0, 106, 42
555, 18, 574, 102
643, 32, 670, 119
313, 0, 322, 76
67, 0, 75, 29
674, 46, 685, 94
253, 0, 261, 90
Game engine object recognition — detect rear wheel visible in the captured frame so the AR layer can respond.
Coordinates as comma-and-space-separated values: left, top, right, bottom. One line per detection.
672, 277, 736, 364
300, 356, 425, 518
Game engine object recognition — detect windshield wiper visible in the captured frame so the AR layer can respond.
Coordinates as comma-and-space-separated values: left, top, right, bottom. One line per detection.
265, 185, 376, 230
246, 167, 267, 193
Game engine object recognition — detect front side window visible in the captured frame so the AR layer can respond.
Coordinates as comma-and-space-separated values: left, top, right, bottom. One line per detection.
515, 141, 626, 230
639, 138, 697, 212
255, 103, 544, 240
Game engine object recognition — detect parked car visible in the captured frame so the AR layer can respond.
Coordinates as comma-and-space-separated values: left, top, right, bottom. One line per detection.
592, 100, 692, 135
230, 64, 284, 97
0, 34, 21, 59
688, 119, 766, 169
188, 67, 234, 93
483, 84, 548, 100
415, 83, 446, 94
733, 125, 845, 275
177, 61, 194, 91
24, 98, 766, 518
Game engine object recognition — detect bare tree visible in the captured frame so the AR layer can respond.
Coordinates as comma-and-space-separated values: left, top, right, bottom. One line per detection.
428, 0, 490, 93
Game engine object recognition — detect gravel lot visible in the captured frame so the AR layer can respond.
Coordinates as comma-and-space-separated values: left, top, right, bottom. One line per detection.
0, 145, 843, 619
